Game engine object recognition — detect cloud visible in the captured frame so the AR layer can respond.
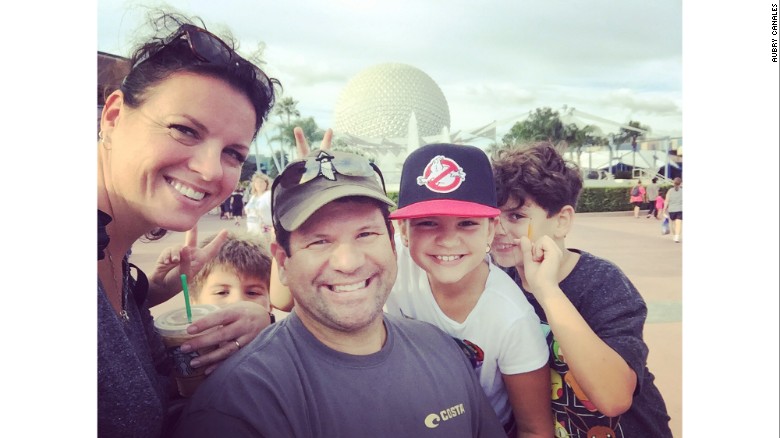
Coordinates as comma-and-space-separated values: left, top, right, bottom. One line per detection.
602, 89, 681, 116
97, 0, 682, 136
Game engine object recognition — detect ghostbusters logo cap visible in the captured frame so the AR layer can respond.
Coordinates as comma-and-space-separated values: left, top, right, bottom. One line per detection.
389, 143, 500, 220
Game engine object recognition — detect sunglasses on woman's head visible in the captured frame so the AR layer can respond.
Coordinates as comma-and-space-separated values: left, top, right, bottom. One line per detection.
131, 23, 269, 85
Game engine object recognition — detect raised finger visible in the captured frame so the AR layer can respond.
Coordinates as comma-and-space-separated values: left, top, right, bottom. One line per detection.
184, 224, 198, 248
180, 246, 193, 279
319, 128, 333, 151
294, 126, 310, 157
200, 229, 229, 262
518, 236, 533, 262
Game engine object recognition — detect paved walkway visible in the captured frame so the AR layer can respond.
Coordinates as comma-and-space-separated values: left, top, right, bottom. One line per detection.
129, 210, 682, 437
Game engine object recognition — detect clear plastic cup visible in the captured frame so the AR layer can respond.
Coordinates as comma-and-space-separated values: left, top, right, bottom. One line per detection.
154, 304, 219, 397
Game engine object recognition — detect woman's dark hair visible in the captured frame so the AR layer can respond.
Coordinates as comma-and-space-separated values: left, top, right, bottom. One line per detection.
116, 11, 279, 137
116, 11, 281, 241
491, 142, 582, 216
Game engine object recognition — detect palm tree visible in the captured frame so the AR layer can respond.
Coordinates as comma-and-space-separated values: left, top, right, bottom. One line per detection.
272, 97, 301, 168
271, 117, 322, 153
569, 125, 605, 166
614, 120, 650, 174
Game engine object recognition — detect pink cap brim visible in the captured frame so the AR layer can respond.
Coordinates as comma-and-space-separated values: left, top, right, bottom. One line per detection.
389, 199, 500, 219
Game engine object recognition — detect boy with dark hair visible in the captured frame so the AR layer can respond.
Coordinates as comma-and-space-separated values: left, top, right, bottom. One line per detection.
489, 143, 672, 437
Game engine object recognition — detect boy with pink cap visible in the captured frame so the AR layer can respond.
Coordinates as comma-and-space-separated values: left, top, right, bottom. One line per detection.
386, 143, 551, 438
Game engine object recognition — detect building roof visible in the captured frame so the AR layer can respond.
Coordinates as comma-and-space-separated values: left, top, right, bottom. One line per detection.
98, 51, 130, 104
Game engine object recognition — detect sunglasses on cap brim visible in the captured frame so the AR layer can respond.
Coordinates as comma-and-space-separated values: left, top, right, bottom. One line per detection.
273, 150, 387, 192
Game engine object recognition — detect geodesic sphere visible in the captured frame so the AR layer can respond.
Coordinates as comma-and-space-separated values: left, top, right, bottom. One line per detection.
333, 63, 451, 139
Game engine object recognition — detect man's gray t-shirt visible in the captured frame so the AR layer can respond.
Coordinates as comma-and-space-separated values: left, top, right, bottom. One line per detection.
174, 311, 504, 438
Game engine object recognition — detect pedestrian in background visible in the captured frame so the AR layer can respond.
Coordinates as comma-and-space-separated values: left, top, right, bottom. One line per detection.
230, 186, 244, 226
244, 173, 273, 244
663, 177, 683, 243
220, 196, 232, 220
645, 177, 660, 219
629, 179, 645, 219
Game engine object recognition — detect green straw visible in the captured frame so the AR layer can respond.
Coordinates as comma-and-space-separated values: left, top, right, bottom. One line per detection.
181, 274, 192, 323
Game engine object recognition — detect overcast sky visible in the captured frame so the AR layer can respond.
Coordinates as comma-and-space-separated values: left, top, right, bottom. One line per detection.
97, 0, 683, 147
1, 3, 777, 433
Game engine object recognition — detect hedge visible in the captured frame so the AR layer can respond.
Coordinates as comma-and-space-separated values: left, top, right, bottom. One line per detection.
384, 185, 673, 214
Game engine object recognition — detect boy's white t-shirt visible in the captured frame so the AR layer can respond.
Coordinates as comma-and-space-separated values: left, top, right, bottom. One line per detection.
385, 234, 549, 426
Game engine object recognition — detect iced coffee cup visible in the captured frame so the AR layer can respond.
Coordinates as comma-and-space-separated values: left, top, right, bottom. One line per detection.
154, 304, 219, 397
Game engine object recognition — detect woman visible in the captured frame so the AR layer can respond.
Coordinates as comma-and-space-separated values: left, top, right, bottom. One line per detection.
97, 11, 279, 437
629, 179, 646, 218
220, 196, 232, 220
230, 185, 245, 226
663, 177, 683, 243
244, 173, 273, 243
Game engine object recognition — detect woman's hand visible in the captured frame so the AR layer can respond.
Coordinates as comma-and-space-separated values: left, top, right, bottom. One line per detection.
180, 301, 272, 375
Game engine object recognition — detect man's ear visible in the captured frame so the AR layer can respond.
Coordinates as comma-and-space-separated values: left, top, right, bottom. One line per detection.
269, 241, 289, 286
269, 241, 295, 312
553, 205, 575, 238
388, 220, 397, 253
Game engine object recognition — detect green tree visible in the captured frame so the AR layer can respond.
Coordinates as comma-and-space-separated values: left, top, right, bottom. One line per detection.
568, 125, 607, 164
268, 150, 288, 178
329, 136, 376, 162
612, 120, 650, 173
483, 142, 501, 158
614, 120, 650, 150
272, 116, 321, 151
272, 96, 301, 168
240, 159, 258, 182
501, 107, 602, 154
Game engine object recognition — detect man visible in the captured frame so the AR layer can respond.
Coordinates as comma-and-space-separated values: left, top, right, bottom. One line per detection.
645, 177, 660, 219
173, 145, 505, 437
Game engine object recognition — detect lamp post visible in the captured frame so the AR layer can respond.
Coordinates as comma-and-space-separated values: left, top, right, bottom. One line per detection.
664, 136, 670, 180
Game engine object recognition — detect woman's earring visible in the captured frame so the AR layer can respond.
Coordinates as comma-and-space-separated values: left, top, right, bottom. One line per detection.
99, 131, 111, 149
485, 243, 491, 253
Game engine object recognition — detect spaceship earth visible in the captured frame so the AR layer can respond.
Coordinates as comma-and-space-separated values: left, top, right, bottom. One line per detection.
332, 63, 451, 140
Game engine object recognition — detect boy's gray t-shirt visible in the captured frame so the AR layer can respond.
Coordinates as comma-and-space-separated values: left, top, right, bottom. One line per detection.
507, 250, 672, 437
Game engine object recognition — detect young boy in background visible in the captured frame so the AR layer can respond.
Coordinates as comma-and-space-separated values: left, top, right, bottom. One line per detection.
386, 143, 551, 438
489, 143, 672, 437
155, 231, 273, 311
654, 192, 666, 221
